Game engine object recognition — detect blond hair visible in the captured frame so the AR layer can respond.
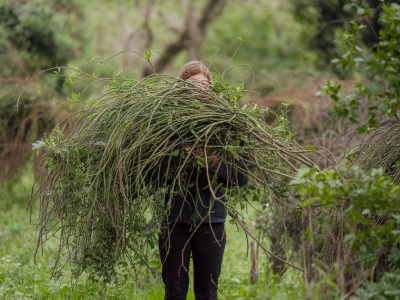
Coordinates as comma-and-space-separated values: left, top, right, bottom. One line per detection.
179, 61, 213, 83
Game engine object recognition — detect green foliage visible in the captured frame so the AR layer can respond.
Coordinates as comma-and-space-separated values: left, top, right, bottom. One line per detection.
212, 73, 244, 105
0, 0, 83, 74
322, 3, 400, 130
357, 265, 400, 299
205, 0, 314, 80
0, 0, 87, 184
293, 166, 400, 298
292, 0, 382, 72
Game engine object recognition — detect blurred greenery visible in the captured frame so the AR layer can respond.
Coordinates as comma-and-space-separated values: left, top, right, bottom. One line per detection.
321, 3, 400, 129
293, 166, 400, 299
0, 0, 84, 77
1, 0, 399, 298
291, 0, 384, 72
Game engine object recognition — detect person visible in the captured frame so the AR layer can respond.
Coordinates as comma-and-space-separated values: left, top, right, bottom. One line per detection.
158, 61, 248, 300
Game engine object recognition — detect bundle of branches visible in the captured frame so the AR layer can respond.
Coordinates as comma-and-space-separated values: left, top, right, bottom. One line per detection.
350, 121, 400, 182
27, 61, 314, 283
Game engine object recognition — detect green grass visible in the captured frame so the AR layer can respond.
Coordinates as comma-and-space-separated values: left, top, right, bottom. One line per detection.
0, 171, 304, 299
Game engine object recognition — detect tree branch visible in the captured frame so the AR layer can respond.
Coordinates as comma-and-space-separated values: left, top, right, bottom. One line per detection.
144, 0, 227, 76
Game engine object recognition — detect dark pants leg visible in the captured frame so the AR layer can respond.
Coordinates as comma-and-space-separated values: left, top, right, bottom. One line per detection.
158, 223, 226, 300
159, 223, 192, 300
192, 223, 226, 300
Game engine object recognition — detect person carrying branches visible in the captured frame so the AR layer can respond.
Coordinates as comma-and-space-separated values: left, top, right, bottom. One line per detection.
158, 61, 248, 300
28, 51, 309, 294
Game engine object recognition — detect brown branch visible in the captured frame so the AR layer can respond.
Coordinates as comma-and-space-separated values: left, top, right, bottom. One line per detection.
210, 273, 226, 296
162, 15, 185, 35
299, 19, 353, 48
198, 0, 227, 30
145, 0, 227, 76
148, 32, 188, 76
345, 273, 369, 300
136, 0, 158, 50
364, 15, 379, 41
0, 78, 26, 84
235, 217, 303, 272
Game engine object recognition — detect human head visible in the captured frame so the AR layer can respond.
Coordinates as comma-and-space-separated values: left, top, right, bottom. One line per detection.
179, 61, 213, 83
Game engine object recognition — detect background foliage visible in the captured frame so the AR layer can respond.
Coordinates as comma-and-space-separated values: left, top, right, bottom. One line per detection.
1, 0, 400, 299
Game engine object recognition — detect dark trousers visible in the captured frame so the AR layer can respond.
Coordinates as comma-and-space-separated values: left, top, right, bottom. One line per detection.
159, 222, 226, 300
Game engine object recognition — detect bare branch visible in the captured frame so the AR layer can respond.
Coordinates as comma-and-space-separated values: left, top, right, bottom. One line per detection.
136, 0, 158, 50
144, 0, 227, 76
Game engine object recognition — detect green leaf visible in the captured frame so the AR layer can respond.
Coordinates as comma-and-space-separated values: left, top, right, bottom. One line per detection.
88, 56, 99, 64
365, 8, 373, 14
143, 49, 160, 60
304, 146, 316, 151
358, 125, 371, 134
330, 95, 339, 101
252, 193, 260, 202
61, 285, 70, 294
56, 127, 64, 138
356, 7, 365, 15
382, 4, 391, 14
114, 66, 123, 77
172, 149, 180, 156
67, 91, 82, 103
368, 118, 380, 127
385, 67, 397, 73
349, 100, 359, 107
378, 102, 388, 114
280, 191, 289, 197
282, 100, 294, 107
49, 71, 59, 77
367, 113, 379, 126
358, 24, 367, 32
349, 117, 358, 124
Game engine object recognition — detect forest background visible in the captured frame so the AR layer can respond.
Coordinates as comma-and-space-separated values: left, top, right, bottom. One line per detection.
1, 0, 398, 299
